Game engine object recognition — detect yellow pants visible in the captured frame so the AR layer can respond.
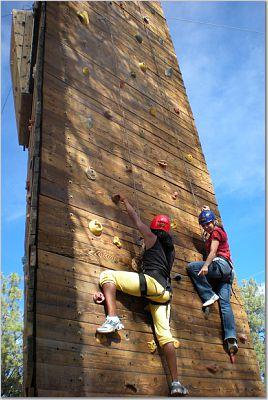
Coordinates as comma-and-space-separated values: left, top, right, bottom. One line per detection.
99, 269, 175, 347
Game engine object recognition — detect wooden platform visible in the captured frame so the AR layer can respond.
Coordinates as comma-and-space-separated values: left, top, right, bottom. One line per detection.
12, 1, 264, 397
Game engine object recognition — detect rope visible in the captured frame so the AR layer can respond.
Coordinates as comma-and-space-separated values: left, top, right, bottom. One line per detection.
136, 2, 203, 234
167, 17, 264, 35
1, 86, 12, 113
103, 4, 141, 220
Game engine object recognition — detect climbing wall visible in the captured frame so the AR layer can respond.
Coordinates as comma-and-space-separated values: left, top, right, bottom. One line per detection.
15, 1, 264, 397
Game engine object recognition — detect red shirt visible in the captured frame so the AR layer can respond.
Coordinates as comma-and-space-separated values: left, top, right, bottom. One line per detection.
205, 226, 231, 261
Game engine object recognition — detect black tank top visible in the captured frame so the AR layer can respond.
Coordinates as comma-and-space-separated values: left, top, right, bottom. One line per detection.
141, 238, 175, 289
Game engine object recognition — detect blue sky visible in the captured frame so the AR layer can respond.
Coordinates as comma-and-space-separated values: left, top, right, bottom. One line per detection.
1, 2, 265, 287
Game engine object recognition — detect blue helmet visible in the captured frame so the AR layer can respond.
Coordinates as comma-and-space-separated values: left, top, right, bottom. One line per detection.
198, 210, 216, 226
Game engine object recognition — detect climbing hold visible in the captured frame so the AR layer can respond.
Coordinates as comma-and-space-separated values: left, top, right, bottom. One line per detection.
77, 11, 89, 26
173, 274, 182, 282
88, 220, 103, 236
147, 340, 157, 353
186, 154, 193, 162
87, 116, 93, 129
174, 106, 180, 114
85, 166, 97, 180
119, 80, 125, 89
165, 67, 173, 77
158, 160, 167, 168
125, 165, 132, 173
93, 291, 105, 304
150, 107, 156, 117
119, 2, 124, 9
203, 306, 210, 319
149, 107, 157, 117
238, 333, 248, 344
202, 205, 210, 211
171, 219, 177, 229
82, 67, 89, 76
207, 364, 220, 374
150, 7, 156, 15
172, 191, 179, 200
135, 33, 143, 44
173, 340, 180, 348
159, 37, 164, 45
103, 110, 113, 120
139, 62, 147, 73
130, 71, 136, 78
95, 332, 108, 344
113, 236, 122, 248
111, 194, 121, 204
143, 16, 149, 24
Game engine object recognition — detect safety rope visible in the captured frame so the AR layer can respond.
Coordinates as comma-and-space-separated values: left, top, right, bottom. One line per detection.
136, 1, 203, 236
102, 4, 141, 222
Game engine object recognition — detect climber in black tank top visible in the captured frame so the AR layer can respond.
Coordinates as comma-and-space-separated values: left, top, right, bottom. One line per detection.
94, 194, 188, 396
142, 231, 175, 291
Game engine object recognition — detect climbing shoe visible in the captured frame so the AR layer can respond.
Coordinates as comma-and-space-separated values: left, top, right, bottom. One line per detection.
170, 381, 188, 396
226, 338, 238, 355
202, 294, 219, 308
96, 316, 124, 334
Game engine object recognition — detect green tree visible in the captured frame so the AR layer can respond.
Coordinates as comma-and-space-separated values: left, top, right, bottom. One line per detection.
1, 273, 23, 397
240, 278, 265, 380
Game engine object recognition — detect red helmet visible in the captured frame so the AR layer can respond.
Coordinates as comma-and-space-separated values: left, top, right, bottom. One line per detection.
150, 214, 171, 232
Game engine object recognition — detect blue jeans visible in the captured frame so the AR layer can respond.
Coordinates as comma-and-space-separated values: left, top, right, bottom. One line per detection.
187, 259, 236, 341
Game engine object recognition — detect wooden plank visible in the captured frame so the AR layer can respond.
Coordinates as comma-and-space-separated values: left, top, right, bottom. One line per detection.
43, 36, 200, 153
42, 69, 210, 177
35, 262, 247, 320
37, 197, 243, 306
40, 144, 216, 239
44, 2, 193, 115
36, 341, 259, 380
35, 361, 264, 396
42, 74, 212, 188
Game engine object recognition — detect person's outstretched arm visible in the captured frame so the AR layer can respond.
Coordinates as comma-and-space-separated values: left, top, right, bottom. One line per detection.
115, 194, 156, 249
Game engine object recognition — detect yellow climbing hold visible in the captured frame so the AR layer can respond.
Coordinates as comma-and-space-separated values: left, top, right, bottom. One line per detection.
186, 154, 193, 162
171, 219, 178, 230
113, 236, 122, 248
139, 62, 147, 72
82, 67, 90, 76
88, 220, 103, 236
149, 107, 157, 117
174, 340, 180, 348
77, 11, 89, 26
147, 340, 157, 353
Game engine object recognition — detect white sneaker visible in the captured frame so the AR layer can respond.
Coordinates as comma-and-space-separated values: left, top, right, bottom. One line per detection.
170, 381, 188, 396
96, 316, 124, 334
226, 338, 238, 355
202, 294, 219, 307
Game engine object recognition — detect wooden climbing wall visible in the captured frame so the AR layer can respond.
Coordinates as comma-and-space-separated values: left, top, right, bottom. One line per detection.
15, 1, 265, 397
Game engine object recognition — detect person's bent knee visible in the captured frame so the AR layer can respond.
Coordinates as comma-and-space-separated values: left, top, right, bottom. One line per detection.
158, 336, 175, 348
99, 270, 116, 287
186, 262, 196, 275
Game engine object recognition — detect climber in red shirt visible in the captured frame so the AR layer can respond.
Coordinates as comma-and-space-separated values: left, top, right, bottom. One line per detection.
187, 206, 238, 356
